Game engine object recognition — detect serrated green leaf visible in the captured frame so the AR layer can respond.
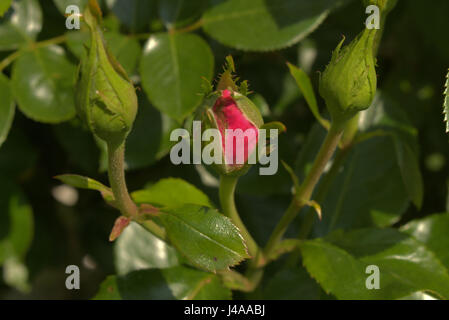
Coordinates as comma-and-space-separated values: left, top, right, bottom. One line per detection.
132, 178, 213, 208
401, 213, 449, 270
0, 0, 42, 51
300, 228, 449, 299
157, 204, 249, 272
94, 267, 231, 300
140, 32, 214, 121
11, 45, 77, 123
114, 222, 179, 275
202, 0, 342, 51
287, 62, 329, 129
0, 73, 15, 149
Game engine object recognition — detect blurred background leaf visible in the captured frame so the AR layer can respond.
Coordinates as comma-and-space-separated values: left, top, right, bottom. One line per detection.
11, 45, 76, 123
0, 73, 14, 148
0, 0, 42, 51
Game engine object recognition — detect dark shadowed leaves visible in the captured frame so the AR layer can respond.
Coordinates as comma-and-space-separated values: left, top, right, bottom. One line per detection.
94, 266, 231, 300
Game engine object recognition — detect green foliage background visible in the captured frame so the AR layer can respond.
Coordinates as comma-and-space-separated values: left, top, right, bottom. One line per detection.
0, 0, 448, 299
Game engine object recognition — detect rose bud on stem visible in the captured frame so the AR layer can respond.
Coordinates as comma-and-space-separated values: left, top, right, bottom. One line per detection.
75, 0, 138, 229
260, 27, 379, 276
198, 56, 265, 258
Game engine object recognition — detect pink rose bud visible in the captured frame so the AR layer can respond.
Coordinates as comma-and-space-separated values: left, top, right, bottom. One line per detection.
200, 89, 264, 176
213, 89, 259, 165
198, 55, 264, 176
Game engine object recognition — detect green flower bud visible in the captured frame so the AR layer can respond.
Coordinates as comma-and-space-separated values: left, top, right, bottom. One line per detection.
319, 28, 377, 124
75, 0, 137, 146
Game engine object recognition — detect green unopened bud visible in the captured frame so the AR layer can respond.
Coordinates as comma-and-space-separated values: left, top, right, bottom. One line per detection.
319, 28, 377, 124
75, 0, 137, 146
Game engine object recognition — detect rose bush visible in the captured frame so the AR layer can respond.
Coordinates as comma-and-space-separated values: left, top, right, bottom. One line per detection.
0, 0, 448, 301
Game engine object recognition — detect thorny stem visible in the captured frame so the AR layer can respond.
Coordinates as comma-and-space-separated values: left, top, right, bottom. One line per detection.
242, 122, 345, 290
107, 141, 168, 241
263, 122, 345, 257
297, 147, 350, 240
219, 175, 260, 259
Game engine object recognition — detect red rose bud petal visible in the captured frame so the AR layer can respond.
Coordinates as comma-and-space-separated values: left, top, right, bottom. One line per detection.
212, 90, 258, 165
109, 216, 131, 242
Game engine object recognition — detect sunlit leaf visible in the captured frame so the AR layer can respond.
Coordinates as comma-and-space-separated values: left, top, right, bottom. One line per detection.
300, 228, 449, 299
140, 33, 214, 121
132, 178, 213, 208
11, 45, 77, 123
158, 204, 249, 272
